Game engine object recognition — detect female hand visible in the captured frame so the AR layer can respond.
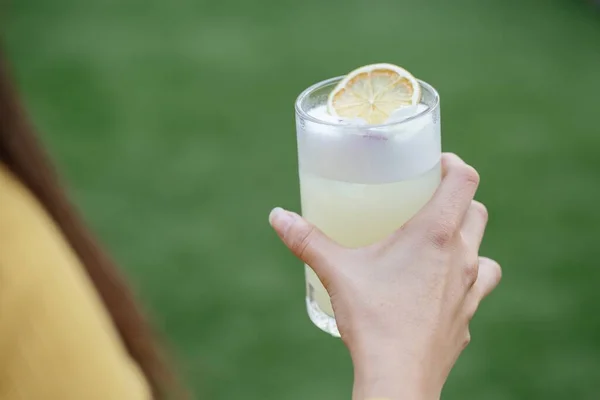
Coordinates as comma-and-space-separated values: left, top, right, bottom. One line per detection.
269, 153, 501, 400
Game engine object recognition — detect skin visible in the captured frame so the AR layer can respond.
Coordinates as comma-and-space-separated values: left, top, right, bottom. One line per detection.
269, 153, 502, 400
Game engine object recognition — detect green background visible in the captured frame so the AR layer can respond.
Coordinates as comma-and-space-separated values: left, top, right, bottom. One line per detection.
4, 0, 600, 398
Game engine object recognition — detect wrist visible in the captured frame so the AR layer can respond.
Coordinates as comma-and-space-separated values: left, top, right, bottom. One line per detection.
350, 343, 440, 400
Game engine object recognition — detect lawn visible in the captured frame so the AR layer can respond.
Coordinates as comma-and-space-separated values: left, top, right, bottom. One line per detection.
4, 0, 600, 398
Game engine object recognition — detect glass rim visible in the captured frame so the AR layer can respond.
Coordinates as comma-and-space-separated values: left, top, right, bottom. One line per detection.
295, 75, 440, 129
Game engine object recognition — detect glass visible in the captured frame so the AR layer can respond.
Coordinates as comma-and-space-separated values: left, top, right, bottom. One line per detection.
294, 76, 442, 337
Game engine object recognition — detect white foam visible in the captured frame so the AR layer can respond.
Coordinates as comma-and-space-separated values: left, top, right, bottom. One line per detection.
307, 104, 424, 126
387, 105, 422, 123
307, 105, 341, 124
297, 103, 440, 183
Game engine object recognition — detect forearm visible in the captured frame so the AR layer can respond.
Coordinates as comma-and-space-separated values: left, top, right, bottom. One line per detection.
351, 348, 440, 400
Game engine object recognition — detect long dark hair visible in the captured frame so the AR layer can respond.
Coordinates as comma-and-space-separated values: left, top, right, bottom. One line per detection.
0, 52, 180, 398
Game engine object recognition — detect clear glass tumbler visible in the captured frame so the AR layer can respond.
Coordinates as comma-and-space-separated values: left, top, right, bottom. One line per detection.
295, 76, 441, 337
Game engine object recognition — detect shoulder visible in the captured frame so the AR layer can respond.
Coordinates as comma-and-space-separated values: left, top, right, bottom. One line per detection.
0, 164, 93, 307
0, 165, 80, 280
0, 164, 151, 400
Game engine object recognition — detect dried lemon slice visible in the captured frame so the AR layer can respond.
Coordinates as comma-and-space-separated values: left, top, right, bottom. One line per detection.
327, 63, 421, 125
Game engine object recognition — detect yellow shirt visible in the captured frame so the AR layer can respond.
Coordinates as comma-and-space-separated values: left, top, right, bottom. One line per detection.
0, 165, 151, 399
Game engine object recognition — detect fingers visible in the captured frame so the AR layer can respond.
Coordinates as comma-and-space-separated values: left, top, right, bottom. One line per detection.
269, 207, 342, 284
464, 257, 502, 320
461, 201, 489, 249
472, 257, 502, 301
420, 153, 480, 232
396, 153, 480, 248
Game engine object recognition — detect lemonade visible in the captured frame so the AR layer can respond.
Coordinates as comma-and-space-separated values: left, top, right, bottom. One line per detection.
294, 64, 441, 336
301, 162, 441, 318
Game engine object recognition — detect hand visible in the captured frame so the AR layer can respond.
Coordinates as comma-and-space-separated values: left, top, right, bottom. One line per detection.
269, 153, 502, 400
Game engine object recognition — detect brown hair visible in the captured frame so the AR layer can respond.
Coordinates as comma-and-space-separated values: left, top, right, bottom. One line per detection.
0, 52, 180, 398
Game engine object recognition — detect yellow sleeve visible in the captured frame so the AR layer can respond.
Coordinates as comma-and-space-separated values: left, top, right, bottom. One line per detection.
0, 166, 151, 400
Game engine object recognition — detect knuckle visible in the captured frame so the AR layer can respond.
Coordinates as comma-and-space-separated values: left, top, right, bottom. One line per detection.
427, 225, 454, 249
471, 201, 488, 222
458, 164, 480, 186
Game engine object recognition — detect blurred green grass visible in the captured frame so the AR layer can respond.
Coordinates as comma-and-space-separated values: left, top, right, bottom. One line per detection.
4, 0, 600, 398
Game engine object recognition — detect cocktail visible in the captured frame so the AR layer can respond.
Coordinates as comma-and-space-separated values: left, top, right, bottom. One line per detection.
294, 64, 441, 336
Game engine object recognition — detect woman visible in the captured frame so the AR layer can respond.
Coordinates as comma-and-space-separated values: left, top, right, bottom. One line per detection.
1, 48, 500, 399
0, 53, 179, 398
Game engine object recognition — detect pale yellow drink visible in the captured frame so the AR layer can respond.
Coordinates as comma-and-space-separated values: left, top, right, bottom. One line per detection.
295, 76, 441, 337
301, 162, 441, 317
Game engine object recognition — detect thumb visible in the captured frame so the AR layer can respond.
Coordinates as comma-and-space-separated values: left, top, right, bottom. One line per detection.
269, 207, 341, 283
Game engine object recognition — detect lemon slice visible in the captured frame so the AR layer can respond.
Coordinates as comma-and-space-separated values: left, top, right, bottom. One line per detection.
327, 63, 421, 125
